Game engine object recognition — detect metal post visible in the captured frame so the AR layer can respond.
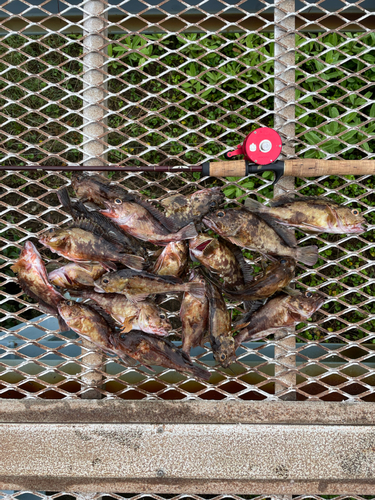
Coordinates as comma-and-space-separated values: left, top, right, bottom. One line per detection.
274, 0, 296, 401
81, 0, 108, 398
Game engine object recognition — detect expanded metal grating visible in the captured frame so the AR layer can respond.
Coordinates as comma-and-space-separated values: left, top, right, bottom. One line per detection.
0, 0, 374, 404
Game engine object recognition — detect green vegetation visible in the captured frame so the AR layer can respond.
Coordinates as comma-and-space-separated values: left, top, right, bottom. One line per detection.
0, 31, 374, 344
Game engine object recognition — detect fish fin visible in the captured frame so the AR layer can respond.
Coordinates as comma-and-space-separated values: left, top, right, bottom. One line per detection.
192, 364, 211, 381
120, 254, 145, 271
58, 187, 76, 215
71, 217, 107, 238
101, 261, 117, 272
244, 197, 268, 213
128, 293, 151, 303
138, 200, 181, 233
251, 211, 298, 248
120, 315, 137, 333
269, 194, 340, 208
175, 222, 197, 240
233, 301, 264, 329
295, 245, 319, 266
186, 281, 205, 301
58, 315, 70, 332
223, 239, 253, 284
282, 285, 301, 297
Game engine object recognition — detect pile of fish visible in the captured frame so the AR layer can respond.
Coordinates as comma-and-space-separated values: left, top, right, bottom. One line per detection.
11, 172, 366, 381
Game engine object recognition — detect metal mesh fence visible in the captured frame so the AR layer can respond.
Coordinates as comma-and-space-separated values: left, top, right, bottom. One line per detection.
0, 0, 374, 403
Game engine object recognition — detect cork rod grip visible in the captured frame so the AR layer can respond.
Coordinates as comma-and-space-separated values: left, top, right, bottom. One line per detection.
209, 160, 246, 177
285, 159, 375, 177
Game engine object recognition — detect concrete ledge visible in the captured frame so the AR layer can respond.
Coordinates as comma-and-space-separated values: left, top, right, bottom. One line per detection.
1, 400, 375, 493
1, 418, 375, 494
1, 399, 375, 425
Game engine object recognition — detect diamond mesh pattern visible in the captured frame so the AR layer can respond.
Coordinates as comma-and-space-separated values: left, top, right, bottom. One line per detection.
0, 0, 374, 402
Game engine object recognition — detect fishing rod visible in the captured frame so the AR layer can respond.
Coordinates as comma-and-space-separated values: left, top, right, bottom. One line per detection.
3, 127, 375, 184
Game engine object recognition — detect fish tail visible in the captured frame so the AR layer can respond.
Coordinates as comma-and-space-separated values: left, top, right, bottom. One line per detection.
185, 281, 205, 300
192, 364, 211, 381
295, 245, 319, 266
120, 254, 145, 271
244, 198, 269, 213
175, 222, 198, 240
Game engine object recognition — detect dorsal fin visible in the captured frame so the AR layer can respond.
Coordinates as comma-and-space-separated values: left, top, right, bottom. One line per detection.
70, 217, 107, 238
269, 194, 340, 208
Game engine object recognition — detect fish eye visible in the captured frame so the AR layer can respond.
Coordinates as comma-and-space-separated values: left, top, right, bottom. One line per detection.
102, 278, 109, 284
66, 300, 73, 306
209, 201, 217, 208
114, 198, 122, 205
305, 291, 312, 298
55, 285, 61, 289
159, 313, 166, 320
220, 353, 226, 361
48, 228, 54, 233
352, 209, 359, 215
280, 259, 287, 264
216, 211, 225, 218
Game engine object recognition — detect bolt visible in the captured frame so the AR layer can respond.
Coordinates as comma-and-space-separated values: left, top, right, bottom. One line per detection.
157, 426, 164, 433
157, 469, 165, 477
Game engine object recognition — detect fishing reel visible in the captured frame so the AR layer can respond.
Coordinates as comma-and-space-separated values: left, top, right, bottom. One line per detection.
224, 127, 282, 165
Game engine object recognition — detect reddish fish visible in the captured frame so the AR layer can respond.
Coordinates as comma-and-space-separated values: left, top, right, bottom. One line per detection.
11, 241, 68, 331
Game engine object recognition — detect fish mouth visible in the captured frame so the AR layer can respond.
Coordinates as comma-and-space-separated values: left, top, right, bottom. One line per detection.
94, 286, 105, 293
202, 216, 215, 229
194, 239, 211, 252
348, 224, 366, 233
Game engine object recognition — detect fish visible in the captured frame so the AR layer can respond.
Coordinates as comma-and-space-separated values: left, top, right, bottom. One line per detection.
100, 197, 198, 246
160, 187, 224, 229
189, 234, 252, 289
244, 195, 366, 234
77, 290, 172, 336
203, 208, 318, 266
207, 281, 236, 368
71, 172, 180, 232
58, 299, 115, 352
234, 291, 326, 347
58, 187, 147, 259
180, 269, 209, 357
10, 241, 68, 332
94, 269, 205, 301
39, 220, 144, 271
201, 257, 296, 301
48, 262, 108, 290
152, 241, 188, 277
110, 330, 211, 381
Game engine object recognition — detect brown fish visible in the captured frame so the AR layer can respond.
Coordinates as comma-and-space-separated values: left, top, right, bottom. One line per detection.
71, 172, 179, 232
11, 241, 68, 332
160, 187, 224, 229
245, 195, 366, 234
152, 241, 188, 277
203, 208, 318, 266
110, 330, 211, 381
100, 197, 198, 246
202, 257, 296, 301
58, 187, 147, 258
189, 234, 252, 289
95, 269, 205, 301
39, 222, 144, 271
77, 290, 172, 336
49, 262, 107, 290
235, 291, 325, 346
207, 281, 236, 368
180, 269, 209, 357
58, 299, 114, 352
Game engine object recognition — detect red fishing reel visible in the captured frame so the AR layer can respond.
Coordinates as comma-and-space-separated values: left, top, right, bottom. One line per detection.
224, 127, 282, 165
